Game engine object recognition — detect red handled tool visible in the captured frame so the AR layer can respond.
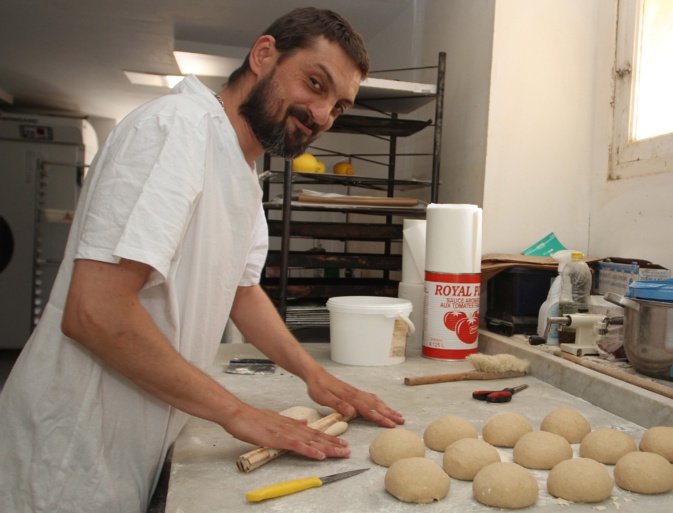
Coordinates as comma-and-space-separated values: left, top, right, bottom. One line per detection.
472, 384, 529, 403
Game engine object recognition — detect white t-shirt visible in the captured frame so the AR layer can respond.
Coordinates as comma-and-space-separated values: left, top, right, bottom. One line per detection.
0, 75, 268, 512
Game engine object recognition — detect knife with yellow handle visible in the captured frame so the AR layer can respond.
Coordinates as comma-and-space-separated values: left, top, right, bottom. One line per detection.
246, 468, 369, 502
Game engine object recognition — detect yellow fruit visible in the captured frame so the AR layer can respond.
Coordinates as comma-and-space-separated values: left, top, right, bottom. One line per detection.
292, 153, 319, 172
333, 161, 355, 175
315, 160, 326, 173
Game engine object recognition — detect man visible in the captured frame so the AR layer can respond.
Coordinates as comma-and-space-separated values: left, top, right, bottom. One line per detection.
0, 8, 404, 512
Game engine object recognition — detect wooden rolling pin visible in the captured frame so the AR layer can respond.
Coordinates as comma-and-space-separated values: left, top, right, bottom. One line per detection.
236, 412, 356, 472
404, 370, 526, 386
553, 351, 673, 401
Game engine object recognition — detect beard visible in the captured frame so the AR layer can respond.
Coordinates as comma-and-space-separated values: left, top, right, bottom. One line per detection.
239, 69, 321, 159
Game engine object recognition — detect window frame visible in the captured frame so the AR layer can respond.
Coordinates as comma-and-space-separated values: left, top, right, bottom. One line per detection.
610, 0, 673, 180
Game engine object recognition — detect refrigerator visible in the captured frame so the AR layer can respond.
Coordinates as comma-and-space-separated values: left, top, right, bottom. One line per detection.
0, 112, 85, 348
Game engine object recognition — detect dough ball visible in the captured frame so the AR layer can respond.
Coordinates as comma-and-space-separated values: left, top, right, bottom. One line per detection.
614, 451, 673, 494
540, 408, 591, 444
443, 438, 500, 481
639, 426, 673, 462
579, 428, 637, 464
482, 412, 533, 447
424, 415, 478, 452
324, 421, 348, 437
513, 431, 573, 470
369, 428, 426, 467
279, 406, 322, 424
473, 462, 538, 509
547, 458, 613, 503
385, 457, 450, 504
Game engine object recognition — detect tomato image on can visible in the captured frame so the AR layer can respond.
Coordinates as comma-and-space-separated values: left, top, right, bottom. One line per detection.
443, 310, 467, 331
423, 272, 481, 360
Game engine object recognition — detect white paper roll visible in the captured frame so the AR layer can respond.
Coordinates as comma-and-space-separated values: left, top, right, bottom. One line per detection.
402, 219, 426, 284
398, 281, 425, 353
425, 204, 482, 274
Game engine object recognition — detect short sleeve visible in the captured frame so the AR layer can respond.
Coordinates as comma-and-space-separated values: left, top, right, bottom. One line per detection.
75, 110, 208, 286
238, 204, 269, 286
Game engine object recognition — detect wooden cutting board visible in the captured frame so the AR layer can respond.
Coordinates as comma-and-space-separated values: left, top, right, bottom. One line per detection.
296, 194, 418, 207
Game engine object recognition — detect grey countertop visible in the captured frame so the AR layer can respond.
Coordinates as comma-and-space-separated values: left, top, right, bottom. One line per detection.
165, 333, 673, 513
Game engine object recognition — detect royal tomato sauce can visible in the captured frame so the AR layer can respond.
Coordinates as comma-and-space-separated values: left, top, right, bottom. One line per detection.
423, 271, 481, 359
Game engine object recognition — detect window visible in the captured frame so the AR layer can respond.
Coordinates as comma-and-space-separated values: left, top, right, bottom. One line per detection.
611, 0, 673, 179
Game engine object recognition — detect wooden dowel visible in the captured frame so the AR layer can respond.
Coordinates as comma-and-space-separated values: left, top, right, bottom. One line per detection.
553, 351, 673, 401
404, 370, 526, 386
236, 412, 356, 472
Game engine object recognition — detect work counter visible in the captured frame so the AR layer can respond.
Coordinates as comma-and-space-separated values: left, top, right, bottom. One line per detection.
165, 332, 673, 512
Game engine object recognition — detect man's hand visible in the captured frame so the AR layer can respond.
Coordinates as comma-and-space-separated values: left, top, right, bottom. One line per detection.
303, 367, 405, 428
230, 285, 405, 429
221, 402, 351, 460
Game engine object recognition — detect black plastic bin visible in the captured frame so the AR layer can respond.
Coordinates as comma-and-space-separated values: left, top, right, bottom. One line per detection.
485, 266, 557, 336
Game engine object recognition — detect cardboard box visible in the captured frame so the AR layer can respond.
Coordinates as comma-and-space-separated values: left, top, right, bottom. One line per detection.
595, 258, 670, 296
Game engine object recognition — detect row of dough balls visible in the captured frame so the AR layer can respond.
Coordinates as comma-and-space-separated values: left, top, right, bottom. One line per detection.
371, 410, 673, 507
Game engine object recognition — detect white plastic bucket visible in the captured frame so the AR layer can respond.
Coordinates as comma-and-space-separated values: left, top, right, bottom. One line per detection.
326, 296, 415, 366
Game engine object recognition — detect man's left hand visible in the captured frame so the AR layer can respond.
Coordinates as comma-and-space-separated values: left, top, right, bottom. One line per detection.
304, 369, 405, 428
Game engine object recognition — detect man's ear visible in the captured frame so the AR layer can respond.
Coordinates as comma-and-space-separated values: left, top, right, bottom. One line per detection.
248, 35, 278, 77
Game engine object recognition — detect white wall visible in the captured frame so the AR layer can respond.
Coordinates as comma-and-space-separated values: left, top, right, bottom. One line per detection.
482, 0, 604, 256
588, 6, 673, 271
481, 0, 672, 270
364, 0, 673, 271
367, 0, 495, 205
416, 0, 495, 207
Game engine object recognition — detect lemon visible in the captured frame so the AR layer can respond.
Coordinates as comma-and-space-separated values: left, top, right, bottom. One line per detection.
315, 160, 326, 173
333, 161, 355, 175
292, 153, 319, 172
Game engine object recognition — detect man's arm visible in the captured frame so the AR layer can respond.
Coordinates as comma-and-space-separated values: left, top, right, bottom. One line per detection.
229, 284, 405, 428
61, 258, 349, 460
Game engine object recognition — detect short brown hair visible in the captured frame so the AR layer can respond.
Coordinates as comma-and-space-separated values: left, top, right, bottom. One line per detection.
227, 7, 369, 85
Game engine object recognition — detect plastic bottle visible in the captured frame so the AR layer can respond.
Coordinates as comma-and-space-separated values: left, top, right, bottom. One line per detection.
537, 273, 562, 344
558, 251, 592, 316
537, 250, 573, 345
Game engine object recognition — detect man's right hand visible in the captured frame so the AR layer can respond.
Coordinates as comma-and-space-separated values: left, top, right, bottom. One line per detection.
220, 403, 351, 460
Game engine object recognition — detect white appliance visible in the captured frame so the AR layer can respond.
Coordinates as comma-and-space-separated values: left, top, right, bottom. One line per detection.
0, 112, 84, 348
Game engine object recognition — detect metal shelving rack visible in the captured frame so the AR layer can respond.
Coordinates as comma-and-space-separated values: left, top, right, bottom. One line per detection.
261, 53, 446, 329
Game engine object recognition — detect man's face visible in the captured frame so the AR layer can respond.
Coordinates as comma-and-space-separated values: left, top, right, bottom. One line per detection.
239, 67, 318, 158
239, 37, 362, 159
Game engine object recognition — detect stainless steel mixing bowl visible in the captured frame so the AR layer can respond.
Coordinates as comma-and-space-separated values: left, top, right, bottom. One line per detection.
605, 292, 673, 381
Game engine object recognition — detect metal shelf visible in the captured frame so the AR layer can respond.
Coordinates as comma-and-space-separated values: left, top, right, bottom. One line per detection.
266, 220, 403, 241
259, 170, 431, 192
263, 200, 426, 217
262, 53, 446, 321
355, 76, 437, 114
262, 277, 400, 301
329, 114, 432, 137
265, 250, 402, 271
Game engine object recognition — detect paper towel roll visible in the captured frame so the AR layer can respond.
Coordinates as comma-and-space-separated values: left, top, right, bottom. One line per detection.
423, 203, 483, 360
398, 281, 424, 353
402, 219, 426, 284
425, 204, 482, 273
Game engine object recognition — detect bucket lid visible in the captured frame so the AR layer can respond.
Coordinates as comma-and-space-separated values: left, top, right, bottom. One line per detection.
627, 278, 673, 302
326, 296, 413, 316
